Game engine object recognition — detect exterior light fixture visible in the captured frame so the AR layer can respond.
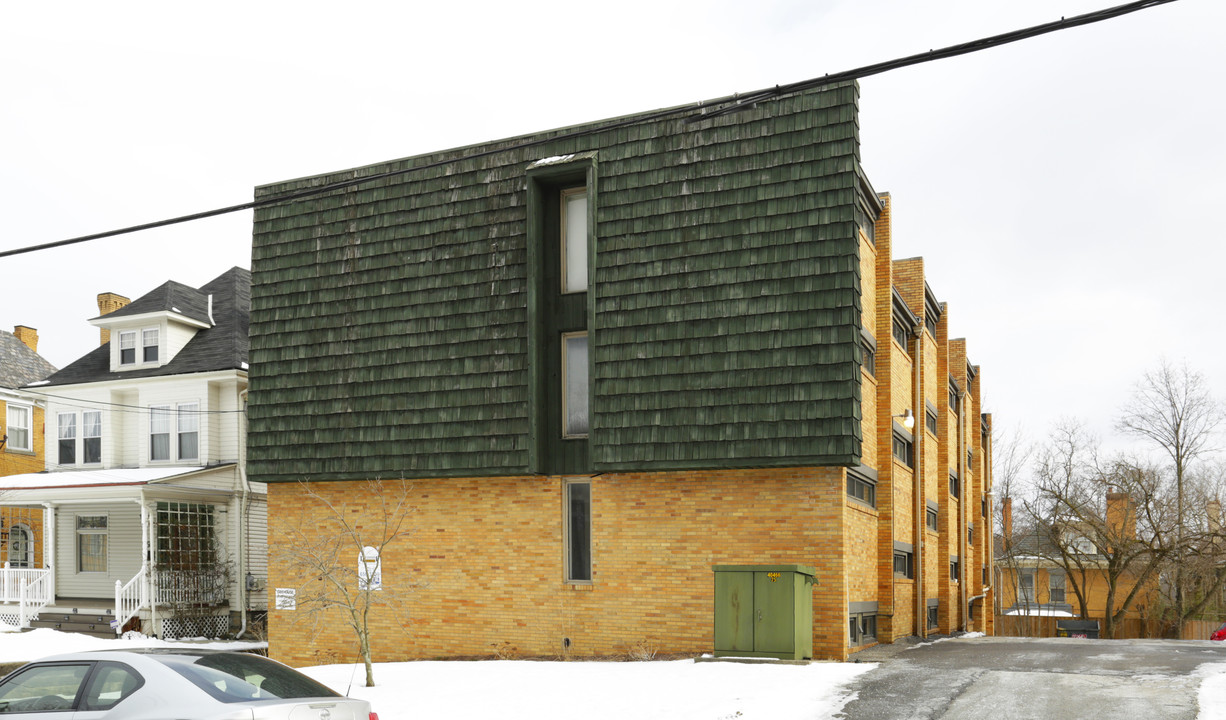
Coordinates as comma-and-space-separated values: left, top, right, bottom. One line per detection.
895, 409, 915, 430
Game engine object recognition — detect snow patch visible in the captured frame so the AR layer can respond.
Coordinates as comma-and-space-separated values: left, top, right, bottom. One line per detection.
1194, 663, 1226, 720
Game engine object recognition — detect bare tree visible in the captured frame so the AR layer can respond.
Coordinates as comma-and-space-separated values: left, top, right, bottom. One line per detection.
1117, 360, 1224, 625
280, 480, 418, 686
1025, 423, 1171, 638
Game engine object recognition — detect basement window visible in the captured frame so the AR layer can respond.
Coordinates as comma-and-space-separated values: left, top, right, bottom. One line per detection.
849, 613, 877, 647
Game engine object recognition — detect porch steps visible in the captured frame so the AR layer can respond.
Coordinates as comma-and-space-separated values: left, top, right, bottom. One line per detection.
29, 607, 116, 640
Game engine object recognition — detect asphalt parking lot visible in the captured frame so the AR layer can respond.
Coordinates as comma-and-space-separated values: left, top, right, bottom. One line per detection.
837, 635, 1226, 720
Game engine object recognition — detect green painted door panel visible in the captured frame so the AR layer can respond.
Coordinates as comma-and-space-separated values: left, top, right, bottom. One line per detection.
714, 571, 754, 653
754, 570, 795, 654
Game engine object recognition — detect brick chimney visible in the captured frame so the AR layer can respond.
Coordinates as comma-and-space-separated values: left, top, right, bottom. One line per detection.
1106, 490, 1136, 541
12, 325, 38, 353
96, 292, 131, 346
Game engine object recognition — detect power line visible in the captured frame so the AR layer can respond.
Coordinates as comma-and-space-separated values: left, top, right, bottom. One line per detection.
19, 389, 245, 414
0, 0, 1179, 261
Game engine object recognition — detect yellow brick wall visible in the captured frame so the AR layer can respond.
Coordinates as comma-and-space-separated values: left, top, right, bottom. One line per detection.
267, 467, 857, 667
0, 400, 46, 478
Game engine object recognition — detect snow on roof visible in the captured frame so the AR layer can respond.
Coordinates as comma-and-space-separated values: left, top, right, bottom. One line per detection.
1005, 607, 1075, 617
0, 466, 205, 490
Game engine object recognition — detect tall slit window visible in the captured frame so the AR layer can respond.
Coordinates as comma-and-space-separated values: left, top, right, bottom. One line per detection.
82, 411, 102, 464
8, 525, 31, 568
178, 403, 199, 461
565, 480, 591, 582
560, 187, 588, 294
150, 405, 172, 461
58, 413, 76, 465
562, 332, 589, 438
77, 515, 108, 573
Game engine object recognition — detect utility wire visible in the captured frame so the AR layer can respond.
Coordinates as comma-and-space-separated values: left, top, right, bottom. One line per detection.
0, 0, 1179, 261
19, 389, 245, 414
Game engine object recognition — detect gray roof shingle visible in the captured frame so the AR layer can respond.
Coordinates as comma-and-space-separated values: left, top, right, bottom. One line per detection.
0, 331, 57, 389
36, 267, 249, 388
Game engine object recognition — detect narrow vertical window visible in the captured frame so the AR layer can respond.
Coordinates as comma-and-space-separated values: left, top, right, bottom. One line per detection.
58, 413, 76, 465
178, 403, 200, 461
5, 404, 31, 451
562, 332, 589, 438
77, 515, 108, 572
565, 480, 591, 582
560, 187, 588, 294
142, 328, 159, 362
150, 405, 171, 461
82, 411, 102, 464
119, 331, 136, 365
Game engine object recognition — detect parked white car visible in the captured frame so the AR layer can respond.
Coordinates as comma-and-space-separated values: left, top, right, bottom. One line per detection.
0, 648, 378, 719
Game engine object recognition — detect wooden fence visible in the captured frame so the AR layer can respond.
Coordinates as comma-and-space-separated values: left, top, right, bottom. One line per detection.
994, 614, 1189, 639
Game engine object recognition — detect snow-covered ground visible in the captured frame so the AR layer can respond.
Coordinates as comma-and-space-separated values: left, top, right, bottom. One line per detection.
302, 657, 874, 720
2, 628, 1226, 719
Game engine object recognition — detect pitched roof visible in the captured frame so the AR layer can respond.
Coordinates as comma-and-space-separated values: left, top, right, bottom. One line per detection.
92, 280, 212, 325
37, 267, 250, 387
0, 329, 57, 389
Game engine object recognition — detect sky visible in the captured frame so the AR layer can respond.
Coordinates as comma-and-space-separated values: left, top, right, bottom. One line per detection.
2, 0, 1224, 464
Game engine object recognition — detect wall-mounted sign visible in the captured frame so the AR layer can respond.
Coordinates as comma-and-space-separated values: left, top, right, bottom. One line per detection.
359, 546, 382, 591
275, 588, 297, 610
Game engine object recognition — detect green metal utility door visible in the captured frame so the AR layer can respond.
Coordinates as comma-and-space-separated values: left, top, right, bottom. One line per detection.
712, 565, 814, 660
754, 570, 795, 654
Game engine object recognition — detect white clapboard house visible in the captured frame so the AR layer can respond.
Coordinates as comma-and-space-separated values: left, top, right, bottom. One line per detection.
0, 267, 266, 639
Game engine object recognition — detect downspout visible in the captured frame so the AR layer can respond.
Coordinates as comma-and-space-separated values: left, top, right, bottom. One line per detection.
958, 391, 969, 631
912, 322, 924, 638
41, 503, 55, 603
236, 387, 251, 639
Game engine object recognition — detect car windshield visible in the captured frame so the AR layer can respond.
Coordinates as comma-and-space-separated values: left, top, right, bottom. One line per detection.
159, 653, 340, 704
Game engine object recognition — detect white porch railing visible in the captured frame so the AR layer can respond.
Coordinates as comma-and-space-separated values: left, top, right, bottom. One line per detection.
0, 563, 53, 628
114, 567, 148, 636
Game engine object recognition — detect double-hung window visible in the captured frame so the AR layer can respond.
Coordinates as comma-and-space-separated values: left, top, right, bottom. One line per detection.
892, 432, 914, 467
178, 403, 199, 461
58, 413, 77, 465
150, 405, 172, 461
142, 328, 159, 363
82, 411, 102, 464
1049, 573, 1066, 603
119, 331, 137, 365
5, 404, 31, 452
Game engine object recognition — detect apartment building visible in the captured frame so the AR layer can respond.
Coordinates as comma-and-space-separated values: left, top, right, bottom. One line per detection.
247, 80, 994, 663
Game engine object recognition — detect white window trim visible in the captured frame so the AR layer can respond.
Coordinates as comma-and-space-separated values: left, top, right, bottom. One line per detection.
150, 401, 204, 463
116, 325, 163, 369
150, 404, 172, 463
8, 524, 32, 568
57, 411, 77, 467
5, 402, 33, 452
81, 410, 102, 466
76, 514, 109, 574
177, 401, 200, 462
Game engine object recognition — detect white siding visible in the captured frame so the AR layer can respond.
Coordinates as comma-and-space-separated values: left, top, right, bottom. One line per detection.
246, 489, 268, 611
164, 321, 197, 362
56, 504, 143, 598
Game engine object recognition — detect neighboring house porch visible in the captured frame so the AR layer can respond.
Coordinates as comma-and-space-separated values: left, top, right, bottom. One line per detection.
0, 465, 267, 638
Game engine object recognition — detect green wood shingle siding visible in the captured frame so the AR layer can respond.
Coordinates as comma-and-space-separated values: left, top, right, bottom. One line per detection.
248, 83, 864, 483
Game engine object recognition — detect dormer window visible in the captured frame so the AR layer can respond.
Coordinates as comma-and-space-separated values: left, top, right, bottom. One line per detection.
117, 327, 161, 368
120, 331, 137, 365
143, 329, 159, 362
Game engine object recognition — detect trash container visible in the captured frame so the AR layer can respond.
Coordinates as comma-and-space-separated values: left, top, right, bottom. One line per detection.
1055, 619, 1100, 639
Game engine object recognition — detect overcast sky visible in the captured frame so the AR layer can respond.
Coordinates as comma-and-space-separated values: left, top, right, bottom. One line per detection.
2, 0, 1222, 459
